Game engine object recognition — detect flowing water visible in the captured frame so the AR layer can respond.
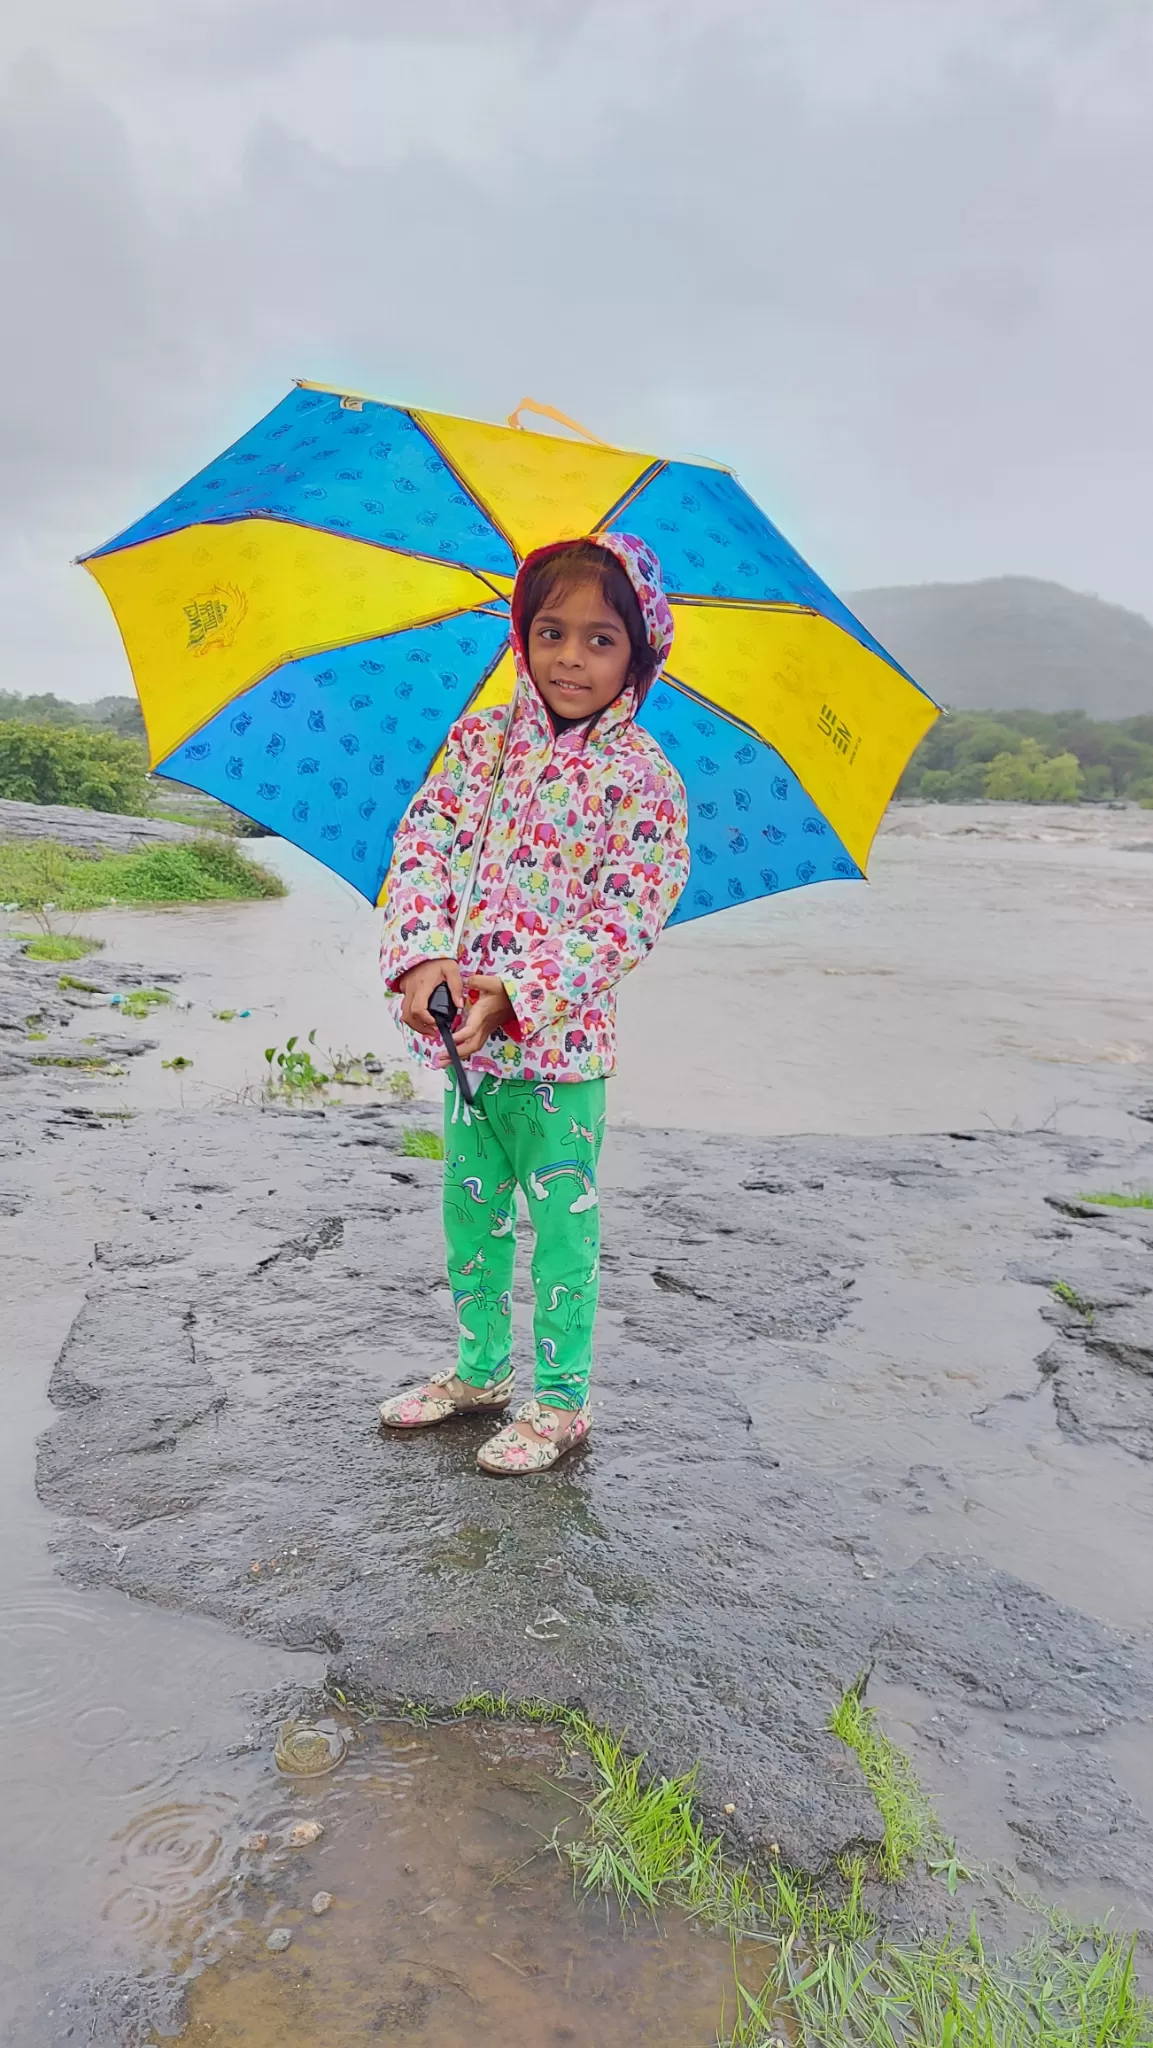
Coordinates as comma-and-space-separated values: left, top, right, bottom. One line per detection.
23, 801, 1153, 1135
3, 800, 1152, 2040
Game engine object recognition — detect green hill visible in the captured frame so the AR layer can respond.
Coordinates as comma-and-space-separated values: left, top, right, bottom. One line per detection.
847, 578, 1153, 719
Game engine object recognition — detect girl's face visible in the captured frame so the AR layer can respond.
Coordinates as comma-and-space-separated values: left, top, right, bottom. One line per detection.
526, 578, 634, 722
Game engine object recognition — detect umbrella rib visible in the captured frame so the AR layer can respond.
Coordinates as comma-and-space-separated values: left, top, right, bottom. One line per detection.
669, 595, 819, 615
591, 461, 666, 535
85, 510, 515, 584
660, 669, 767, 749
410, 414, 519, 561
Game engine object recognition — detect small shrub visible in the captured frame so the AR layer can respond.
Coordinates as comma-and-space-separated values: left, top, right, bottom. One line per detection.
20, 933, 103, 962
387, 1070, 416, 1104
0, 837, 284, 911
0, 722, 148, 813
264, 1032, 329, 1096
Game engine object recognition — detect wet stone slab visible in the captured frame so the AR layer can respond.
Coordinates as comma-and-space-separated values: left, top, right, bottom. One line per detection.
22, 1088, 1153, 1918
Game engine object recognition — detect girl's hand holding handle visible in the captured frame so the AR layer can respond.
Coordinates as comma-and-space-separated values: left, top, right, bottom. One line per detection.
398, 959, 464, 1038
450, 975, 515, 1060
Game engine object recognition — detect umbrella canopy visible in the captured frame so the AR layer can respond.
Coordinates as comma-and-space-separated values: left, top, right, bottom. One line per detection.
81, 383, 939, 922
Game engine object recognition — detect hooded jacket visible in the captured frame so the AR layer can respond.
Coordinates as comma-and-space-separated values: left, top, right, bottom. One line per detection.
379, 532, 690, 1083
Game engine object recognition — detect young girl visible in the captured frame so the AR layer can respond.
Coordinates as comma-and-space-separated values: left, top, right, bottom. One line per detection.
377, 533, 689, 1473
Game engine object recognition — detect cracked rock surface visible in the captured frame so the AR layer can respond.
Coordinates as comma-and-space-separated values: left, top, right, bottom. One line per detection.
14, 1080, 1152, 1913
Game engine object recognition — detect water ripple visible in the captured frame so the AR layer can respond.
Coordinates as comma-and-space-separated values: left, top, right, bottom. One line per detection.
99, 1795, 241, 1938
0, 1595, 112, 1726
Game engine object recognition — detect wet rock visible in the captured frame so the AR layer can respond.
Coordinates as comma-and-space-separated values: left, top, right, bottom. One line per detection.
311, 1890, 334, 1914
47, 1971, 187, 2045
286, 1820, 324, 1846
265, 1928, 292, 1953
26, 1097, 1153, 1910
0, 796, 195, 852
1007, 1751, 1153, 1892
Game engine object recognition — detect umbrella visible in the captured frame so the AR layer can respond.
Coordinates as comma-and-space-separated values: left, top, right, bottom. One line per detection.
80, 383, 939, 922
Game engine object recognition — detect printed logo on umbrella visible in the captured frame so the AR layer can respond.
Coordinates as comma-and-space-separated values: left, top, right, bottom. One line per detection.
184, 584, 247, 656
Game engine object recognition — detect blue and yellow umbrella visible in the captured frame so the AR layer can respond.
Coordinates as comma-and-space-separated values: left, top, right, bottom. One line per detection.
81, 383, 939, 922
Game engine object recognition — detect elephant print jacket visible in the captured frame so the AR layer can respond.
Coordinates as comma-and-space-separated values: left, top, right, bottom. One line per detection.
379, 531, 690, 1083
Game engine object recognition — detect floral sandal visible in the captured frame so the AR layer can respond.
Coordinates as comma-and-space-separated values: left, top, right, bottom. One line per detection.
379, 1366, 514, 1431
476, 1398, 590, 1475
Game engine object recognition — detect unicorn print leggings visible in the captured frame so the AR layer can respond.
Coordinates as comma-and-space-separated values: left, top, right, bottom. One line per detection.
442, 1075, 606, 1412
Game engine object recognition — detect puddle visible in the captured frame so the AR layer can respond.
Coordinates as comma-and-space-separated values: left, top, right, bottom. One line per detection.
172, 1717, 762, 2047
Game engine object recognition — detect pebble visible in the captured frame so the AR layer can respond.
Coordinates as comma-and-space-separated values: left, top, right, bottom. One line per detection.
243, 1832, 269, 1853
723, 1803, 736, 1815
286, 1820, 324, 1846
311, 1891, 334, 1915
265, 1929, 292, 1953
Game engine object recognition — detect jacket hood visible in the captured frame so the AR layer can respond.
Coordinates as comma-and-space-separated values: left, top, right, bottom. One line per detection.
509, 531, 674, 719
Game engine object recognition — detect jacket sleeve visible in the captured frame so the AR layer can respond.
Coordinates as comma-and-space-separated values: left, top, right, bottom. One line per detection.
378, 725, 470, 991
500, 757, 689, 1040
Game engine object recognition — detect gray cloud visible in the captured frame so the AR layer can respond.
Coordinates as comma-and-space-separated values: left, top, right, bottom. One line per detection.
1, 0, 1150, 699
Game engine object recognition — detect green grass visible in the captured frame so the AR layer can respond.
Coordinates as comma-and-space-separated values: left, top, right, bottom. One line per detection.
401, 1127, 445, 1159
112, 987, 171, 1019
327, 1687, 1151, 2048
17, 933, 104, 961
1052, 1280, 1094, 1322
30, 1052, 111, 1069
829, 1683, 942, 1880
0, 836, 285, 910
1078, 1191, 1153, 1210
150, 806, 234, 834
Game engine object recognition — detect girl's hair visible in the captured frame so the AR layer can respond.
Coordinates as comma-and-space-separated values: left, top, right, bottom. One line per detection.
516, 541, 660, 699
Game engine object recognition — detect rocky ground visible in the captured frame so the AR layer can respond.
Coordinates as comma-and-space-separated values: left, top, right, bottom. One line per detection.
5, 926, 1153, 1941
0, 796, 197, 853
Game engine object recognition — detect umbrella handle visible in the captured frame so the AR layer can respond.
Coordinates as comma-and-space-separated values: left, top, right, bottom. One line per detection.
506, 397, 612, 447
428, 979, 475, 1108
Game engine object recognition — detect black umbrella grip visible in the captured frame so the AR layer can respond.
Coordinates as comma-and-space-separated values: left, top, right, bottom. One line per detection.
428, 977, 475, 1107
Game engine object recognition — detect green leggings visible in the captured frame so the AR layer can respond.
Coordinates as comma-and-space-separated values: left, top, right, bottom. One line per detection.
442, 1074, 606, 1411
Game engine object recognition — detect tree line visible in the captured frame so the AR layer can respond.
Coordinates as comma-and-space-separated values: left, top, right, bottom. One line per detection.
898, 710, 1153, 805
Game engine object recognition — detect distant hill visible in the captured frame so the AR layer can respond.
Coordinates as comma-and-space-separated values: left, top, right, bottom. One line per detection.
847, 578, 1153, 719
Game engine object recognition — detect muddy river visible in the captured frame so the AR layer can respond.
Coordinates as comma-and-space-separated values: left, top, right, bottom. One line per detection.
2, 800, 1152, 2044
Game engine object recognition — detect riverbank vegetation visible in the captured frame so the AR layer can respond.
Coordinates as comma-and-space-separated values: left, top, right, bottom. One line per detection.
0, 836, 285, 910
899, 710, 1153, 805
0, 721, 149, 814
0, 695, 259, 832
330, 1684, 1150, 2048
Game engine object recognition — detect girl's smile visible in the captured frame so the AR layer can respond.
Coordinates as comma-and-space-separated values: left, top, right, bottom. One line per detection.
527, 578, 634, 722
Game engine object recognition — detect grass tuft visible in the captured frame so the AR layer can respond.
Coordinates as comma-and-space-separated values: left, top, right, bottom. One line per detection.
829, 1682, 941, 1880
0, 836, 285, 910
1052, 1280, 1094, 1321
326, 1685, 1153, 2048
401, 1127, 446, 1159
1078, 1191, 1153, 1210
113, 987, 172, 1019
17, 932, 104, 961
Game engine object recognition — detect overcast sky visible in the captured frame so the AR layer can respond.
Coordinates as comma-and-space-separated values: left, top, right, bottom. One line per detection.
2, 0, 1151, 700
